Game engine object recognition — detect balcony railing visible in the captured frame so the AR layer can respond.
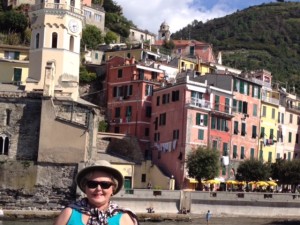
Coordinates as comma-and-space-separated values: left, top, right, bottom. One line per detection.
187, 98, 211, 110
31, 3, 83, 14
261, 95, 279, 105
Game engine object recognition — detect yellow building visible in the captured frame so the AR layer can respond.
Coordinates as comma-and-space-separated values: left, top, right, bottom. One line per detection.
178, 57, 212, 75
0, 44, 29, 84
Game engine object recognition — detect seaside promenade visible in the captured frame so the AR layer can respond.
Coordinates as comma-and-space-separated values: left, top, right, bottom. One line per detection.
1, 189, 300, 221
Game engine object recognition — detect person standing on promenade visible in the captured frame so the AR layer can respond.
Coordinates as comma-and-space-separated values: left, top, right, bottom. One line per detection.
206, 210, 211, 225
53, 160, 139, 225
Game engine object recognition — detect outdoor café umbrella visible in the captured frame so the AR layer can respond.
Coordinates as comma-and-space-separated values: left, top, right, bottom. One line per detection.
256, 181, 269, 186
204, 179, 220, 184
226, 180, 239, 185
267, 181, 277, 186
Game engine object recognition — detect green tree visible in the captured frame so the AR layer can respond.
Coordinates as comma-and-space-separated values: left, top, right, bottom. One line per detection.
163, 40, 175, 50
236, 159, 271, 182
102, 0, 122, 14
79, 66, 97, 83
186, 146, 220, 183
277, 160, 300, 187
81, 25, 104, 50
104, 30, 118, 44
0, 10, 28, 33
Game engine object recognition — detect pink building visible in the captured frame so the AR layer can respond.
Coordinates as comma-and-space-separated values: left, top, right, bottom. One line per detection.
151, 72, 234, 189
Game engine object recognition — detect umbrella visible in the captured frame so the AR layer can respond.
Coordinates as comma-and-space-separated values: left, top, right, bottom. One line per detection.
267, 181, 277, 186
256, 181, 269, 186
204, 179, 220, 184
226, 180, 239, 185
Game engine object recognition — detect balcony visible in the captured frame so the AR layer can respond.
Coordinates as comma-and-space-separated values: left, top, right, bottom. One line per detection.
261, 95, 279, 105
31, 3, 83, 15
211, 103, 234, 118
187, 97, 211, 110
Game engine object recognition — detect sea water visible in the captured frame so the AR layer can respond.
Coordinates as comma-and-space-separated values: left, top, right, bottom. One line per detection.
1, 217, 300, 225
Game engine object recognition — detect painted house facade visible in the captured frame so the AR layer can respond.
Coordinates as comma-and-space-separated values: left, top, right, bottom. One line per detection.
106, 56, 165, 158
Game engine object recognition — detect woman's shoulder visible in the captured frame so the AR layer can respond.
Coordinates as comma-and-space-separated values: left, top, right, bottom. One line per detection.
120, 213, 136, 225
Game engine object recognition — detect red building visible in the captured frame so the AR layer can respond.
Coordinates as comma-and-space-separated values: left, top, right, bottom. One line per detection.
106, 56, 165, 157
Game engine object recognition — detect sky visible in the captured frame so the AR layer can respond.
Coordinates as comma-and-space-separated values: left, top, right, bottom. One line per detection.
113, 0, 300, 34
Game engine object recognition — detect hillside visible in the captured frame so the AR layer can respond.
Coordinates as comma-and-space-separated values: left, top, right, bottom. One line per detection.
172, 2, 300, 92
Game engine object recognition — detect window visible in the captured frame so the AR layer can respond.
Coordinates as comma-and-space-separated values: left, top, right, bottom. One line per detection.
241, 123, 246, 136
198, 129, 204, 140
241, 146, 245, 159
289, 114, 293, 123
159, 113, 166, 125
125, 106, 132, 118
154, 117, 158, 130
212, 140, 218, 150
145, 128, 149, 137
234, 121, 239, 134
196, 113, 208, 126
296, 133, 299, 144
52, 32, 58, 48
156, 96, 160, 106
35, 33, 40, 49
288, 132, 292, 143
288, 152, 291, 161
69, 36, 74, 51
268, 152, 272, 162
145, 84, 153, 96
115, 107, 121, 118
141, 174, 146, 182
118, 69, 122, 78
252, 125, 257, 138
211, 117, 228, 132
4, 51, 20, 60
223, 143, 228, 156
151, 71, 158, 80
172, 90, 180, 101
225, 98, 230, 113
253, 104, 257, 117
214, 95, 220, 111
154, 132, 160, 141
138, 69, 144, 80
114, 126, 120, 133
6, 109, 11, 126
272, 108, 275, 119
162, 94, 170, 104
13, 68, 22, 83
259, 150, 263, 160
260, 127, 265, 138
95, 53, 98, 60
262, 106, 266, 117
146, 106, 152, 118
233, 145, 237, 158
250, 148, 255, 159
94, 14, 102, 21
270, 129, 274, 139
0, 136, 9, 155
252, 86, 260, 98
84, 10, 92, 18
232, 99, 237, 112
173, 129, 179, 139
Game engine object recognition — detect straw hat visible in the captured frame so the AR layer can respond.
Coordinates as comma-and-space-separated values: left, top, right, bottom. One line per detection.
76, 160, 124, 195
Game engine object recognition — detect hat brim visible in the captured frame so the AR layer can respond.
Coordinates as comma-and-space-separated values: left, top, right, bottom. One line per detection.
76, 165, 124, 195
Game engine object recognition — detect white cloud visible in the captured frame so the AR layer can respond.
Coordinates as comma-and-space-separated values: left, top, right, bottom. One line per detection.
114, 0, 234, 35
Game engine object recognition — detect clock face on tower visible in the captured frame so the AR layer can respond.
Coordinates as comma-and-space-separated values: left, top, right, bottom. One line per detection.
69, 19, 79, 33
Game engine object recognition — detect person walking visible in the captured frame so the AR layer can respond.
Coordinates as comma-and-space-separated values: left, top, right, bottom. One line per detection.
206, 210, 212, 225
53, 160, 139, 225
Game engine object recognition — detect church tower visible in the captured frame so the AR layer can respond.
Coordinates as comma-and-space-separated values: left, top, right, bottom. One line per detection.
26, 0, 84, 100
158, 21, 171, 41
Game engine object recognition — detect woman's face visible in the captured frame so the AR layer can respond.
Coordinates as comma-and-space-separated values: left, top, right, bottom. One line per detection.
84, 171, 115, 209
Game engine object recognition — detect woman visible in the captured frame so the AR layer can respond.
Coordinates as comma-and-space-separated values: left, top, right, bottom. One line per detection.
54, 160, 138, 225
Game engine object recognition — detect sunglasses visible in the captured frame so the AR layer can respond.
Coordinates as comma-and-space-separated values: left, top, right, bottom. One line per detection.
86, 180, 114, 189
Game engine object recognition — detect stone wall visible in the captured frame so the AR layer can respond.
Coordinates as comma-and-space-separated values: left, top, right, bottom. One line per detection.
0, 97, 41, 161
0, 161, 77, 210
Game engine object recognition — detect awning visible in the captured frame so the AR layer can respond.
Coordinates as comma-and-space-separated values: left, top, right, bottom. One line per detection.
186, 178, 198, 184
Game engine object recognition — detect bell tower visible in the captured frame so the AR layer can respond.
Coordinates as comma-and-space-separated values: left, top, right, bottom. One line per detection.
158, 21, 171, 41
26, 0, 84, 100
